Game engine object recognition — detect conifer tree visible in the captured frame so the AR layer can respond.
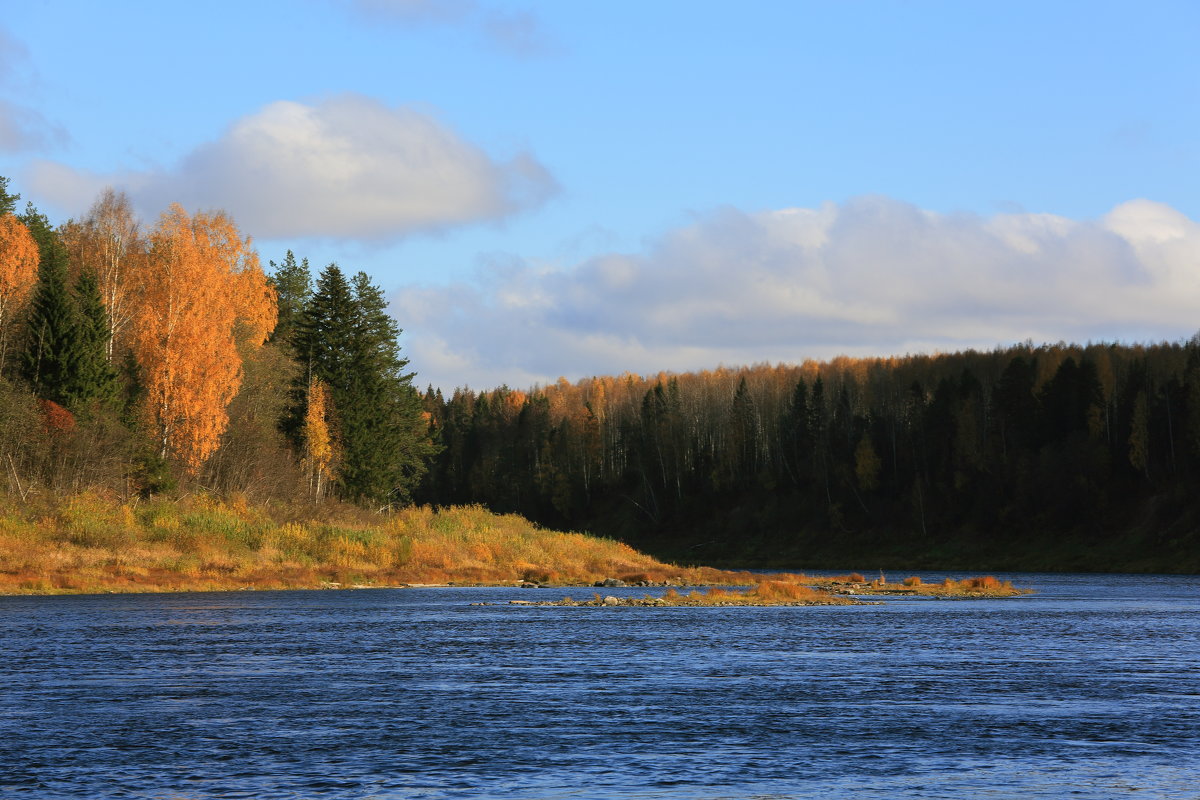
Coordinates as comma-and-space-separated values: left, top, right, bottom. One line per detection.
0, 176, 19, 216
268, 250, 312, 344
20, 205, 85, 406
74, 268, 120, 404
290, 264, 434, 505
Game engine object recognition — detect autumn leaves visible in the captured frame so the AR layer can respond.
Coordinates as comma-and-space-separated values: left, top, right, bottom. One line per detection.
1, 186, 276, 478
136, 205, 276, 472
0, 212, 39, 373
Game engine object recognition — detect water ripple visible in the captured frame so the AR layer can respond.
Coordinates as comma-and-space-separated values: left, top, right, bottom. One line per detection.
1, 574, 1198, 798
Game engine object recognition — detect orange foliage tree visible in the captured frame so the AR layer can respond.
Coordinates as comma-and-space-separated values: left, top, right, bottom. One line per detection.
132, 204, 276, 473
0, 214, 39, 372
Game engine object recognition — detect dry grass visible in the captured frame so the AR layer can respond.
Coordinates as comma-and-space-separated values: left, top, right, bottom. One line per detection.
0, 493, 746, 595
791, 571, 1029, 598
848, 574, 1030, 598
660, 579, 854, 606
518, 579, 856, 607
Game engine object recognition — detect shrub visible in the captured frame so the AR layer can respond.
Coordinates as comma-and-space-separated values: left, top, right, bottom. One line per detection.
963, 575, 1002, 590
751, 581, 825, 602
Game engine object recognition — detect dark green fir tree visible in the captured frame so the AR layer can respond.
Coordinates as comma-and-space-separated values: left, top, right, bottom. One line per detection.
268, 250, 312, 345
0, 175, 20, 216
19, 205, 117, 408
73, 267, 120, 405
288, 264, 435, 505
20, 204, 82, 406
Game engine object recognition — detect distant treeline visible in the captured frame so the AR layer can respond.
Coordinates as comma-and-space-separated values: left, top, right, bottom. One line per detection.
417, 341, 1200, 572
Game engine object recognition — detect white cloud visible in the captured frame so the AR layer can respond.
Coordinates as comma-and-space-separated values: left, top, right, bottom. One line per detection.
27, 94, 557, 238
393, 196, 1200, 392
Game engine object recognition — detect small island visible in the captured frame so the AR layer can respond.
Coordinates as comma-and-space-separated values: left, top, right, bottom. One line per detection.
500, 572, 1030, 608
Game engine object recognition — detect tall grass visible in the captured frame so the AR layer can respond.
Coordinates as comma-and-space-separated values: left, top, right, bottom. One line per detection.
655, 580, 854, 606
0, 493, 737, 594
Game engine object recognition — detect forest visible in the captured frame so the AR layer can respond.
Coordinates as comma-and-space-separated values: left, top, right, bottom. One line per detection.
0, 176, 432, 510
1, 173, 1197, 573
415, 337, 1200, 572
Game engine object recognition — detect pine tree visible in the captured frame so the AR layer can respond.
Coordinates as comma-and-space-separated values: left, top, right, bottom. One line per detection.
74, 268, 120, 405
268, 250, 312, 345
345, 270, 434, 502
0, 176, 19, 216
291, 264, 357, 393
290, 264, 435, 505
20, 205, 85, 406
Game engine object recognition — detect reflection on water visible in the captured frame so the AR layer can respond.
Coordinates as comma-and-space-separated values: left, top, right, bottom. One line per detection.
1, 573, 1198, 799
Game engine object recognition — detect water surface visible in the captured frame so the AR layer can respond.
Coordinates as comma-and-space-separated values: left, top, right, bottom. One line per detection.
2, 572, 1198, 799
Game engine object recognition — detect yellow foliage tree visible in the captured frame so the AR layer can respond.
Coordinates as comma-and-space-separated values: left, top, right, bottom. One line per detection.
133, 205, 277, 472
301, 376, 338, 499
60, 188, 142, 359
0, 214, 39, 372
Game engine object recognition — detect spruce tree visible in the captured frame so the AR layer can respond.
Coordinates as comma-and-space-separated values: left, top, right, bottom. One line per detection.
289, 264, 434, 505
344, 270, 433, 502
19, 206, 118, 408
20, 205, 83, 406
268, 250, 312, 345
292, 264, 357, 392
73, 268, 120, 405
0, 175, 19, 216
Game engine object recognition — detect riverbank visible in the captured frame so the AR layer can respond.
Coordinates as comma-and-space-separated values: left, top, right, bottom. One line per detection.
0, 493, 745, 595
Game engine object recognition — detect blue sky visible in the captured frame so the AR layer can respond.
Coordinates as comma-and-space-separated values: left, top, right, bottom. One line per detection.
1, 1, 1197, 390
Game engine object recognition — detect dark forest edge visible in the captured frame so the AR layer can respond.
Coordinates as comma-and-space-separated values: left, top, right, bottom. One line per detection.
0, 175, 1197, 576
416, 343, 1200, 576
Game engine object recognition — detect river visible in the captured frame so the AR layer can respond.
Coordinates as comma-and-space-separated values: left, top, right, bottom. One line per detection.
1, 572, 1198, 799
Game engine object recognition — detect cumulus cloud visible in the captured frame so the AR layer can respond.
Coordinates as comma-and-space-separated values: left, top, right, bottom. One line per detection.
393, 196, 1200, 391
27, 94, 557, 238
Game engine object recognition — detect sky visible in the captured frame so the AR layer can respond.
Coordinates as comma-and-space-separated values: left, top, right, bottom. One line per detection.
1, 1, 1197, 392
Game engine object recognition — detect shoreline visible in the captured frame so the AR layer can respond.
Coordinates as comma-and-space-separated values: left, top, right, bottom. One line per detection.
1, 574, 1033, 601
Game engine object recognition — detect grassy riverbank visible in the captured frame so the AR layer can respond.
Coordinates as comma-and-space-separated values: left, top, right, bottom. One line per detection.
0, 493, 742, 595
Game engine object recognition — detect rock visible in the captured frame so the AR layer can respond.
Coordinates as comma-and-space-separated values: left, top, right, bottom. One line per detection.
519, 582, 538, 588
600, 578, 627, 588
603, 595, 620, 605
